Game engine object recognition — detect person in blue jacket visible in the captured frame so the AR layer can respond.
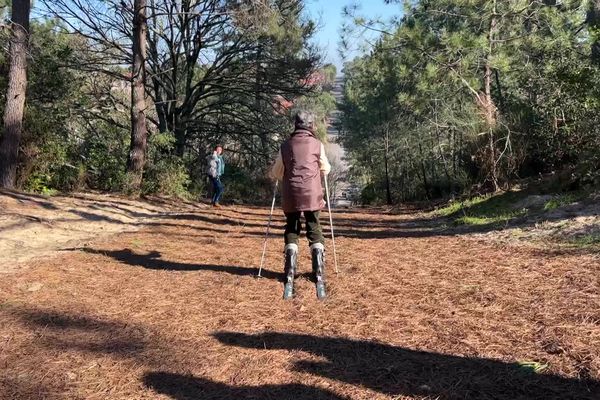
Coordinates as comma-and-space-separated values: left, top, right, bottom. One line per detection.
207, 145, 225, 207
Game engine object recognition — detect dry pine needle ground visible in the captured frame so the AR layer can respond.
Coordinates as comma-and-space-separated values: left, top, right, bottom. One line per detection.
0, 196, 599, 399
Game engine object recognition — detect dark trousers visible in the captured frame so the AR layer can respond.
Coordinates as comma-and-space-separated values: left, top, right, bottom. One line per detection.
284, 211, 325, 246
209, 176, 224, 204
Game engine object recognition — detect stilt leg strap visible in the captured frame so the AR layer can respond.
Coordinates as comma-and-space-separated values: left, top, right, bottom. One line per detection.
284, 243, 299, 253
310, 242, 324, 251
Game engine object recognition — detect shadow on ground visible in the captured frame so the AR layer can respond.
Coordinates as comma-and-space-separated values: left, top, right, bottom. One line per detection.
13, 308, 149, 356
214, 331, 600, 400
4, 304, 600, 400
143, 372, 347, 400
6, 307, 347, 399
81, 248, 283, 280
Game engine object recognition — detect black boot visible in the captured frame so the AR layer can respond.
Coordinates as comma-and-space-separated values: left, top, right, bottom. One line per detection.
311, 243, 326, 300
283, 244, 298, 300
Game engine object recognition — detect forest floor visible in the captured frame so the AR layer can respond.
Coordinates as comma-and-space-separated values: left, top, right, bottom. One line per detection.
0, 189, 599, 399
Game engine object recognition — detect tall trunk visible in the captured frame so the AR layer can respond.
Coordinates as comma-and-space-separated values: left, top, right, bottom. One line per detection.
434, 100, 451, 183
590, 0, 600, 63
399, 165, 405, 203
148, 0, 167, 134
127, 0, 148, 191
485, 0, 499, 191
0, 0, 31, 189
430, 137, 436, 187
451, 128, 457, 176
384, 141, 392, 205
152, 76, 168, 133
175, 125, 186, 157
418, 142, 431, 199
255, 45, 269, 163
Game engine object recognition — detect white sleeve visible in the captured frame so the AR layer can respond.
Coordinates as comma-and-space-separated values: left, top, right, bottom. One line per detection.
320, 143, 331, 175
270, 150, 284, 180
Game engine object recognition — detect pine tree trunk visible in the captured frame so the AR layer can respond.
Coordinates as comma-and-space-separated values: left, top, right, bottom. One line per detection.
485, 0, 499, 192
255, 45, 270, 164
382, 129, 392, 204
384, 152, 392, 205
418, 142, 431, 199
590, 0, 600, 63
175, 125, 186, 157
126, 0, 148, 191
0, 0, 30, 189
148, 0, 167, 134
452, 128, 457, 176
434, 100, 451, 183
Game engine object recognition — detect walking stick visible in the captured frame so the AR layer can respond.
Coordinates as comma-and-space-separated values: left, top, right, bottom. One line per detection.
258, 180, 279, 278
324, 175, 339, 274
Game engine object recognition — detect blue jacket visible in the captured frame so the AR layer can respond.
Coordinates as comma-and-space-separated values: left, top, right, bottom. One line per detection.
207, 152, 225, 178
216, 155, 225, 177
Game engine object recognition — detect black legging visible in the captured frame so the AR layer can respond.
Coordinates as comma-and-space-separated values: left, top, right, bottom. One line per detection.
284, 211, 325, 246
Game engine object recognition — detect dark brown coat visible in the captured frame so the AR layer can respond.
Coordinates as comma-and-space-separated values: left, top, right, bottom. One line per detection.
281, 129, 325, 213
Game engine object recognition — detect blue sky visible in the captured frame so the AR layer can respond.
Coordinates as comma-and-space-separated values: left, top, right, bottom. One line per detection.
305, 0, 401, 72
31, 0, 400, 74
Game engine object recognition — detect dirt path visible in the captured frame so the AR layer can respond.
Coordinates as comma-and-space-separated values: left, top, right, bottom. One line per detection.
0, 194, 599, 399
0, 190, 201, 272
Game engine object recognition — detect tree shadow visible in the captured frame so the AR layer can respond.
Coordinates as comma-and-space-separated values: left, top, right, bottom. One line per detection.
0, 212, 55, 232
327, 191, 600, 241
530, 246, 600, 257
211, 207, 506, 240
80, 248, 283, 281
10, 308, 148, 357
0, 189, 59, 210
0, 188, 480, 241
137, 221, 267, 236
6, 307, 348, 399
143, 372, 347, 400
148, 211, 445, 240
66, 209, 129, 224
62, 192, 166, 214
158, 212, 271, 230
330, 226, 461, 239
141, 194, 207, 209
214, 332, 600, 400
203, 207, 437, 236
187, 208, 287, 225
86, 202, 160, 219
0, 376, 58, 400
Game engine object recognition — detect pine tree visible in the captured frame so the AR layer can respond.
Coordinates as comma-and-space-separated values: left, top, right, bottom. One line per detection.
0, 0, 30, 188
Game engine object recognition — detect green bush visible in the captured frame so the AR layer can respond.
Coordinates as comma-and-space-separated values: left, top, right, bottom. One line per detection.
360, 183, 379, 205
543, 193, 579, 211
24, 172, 57, 195
83, 123, 129, 191
143, 158, 191, 198
436, 191, 528, 226
141, 132, 191, 197
220, 164, 273, 204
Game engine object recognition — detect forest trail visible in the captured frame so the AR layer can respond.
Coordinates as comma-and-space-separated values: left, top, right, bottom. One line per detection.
325, 76, 356, 207
1, 192, 599, 399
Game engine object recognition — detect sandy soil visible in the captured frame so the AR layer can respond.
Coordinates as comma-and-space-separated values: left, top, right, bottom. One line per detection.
0, 190, 198, 272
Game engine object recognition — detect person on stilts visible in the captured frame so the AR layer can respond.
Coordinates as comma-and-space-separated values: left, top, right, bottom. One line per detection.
271, 111, 331, 300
